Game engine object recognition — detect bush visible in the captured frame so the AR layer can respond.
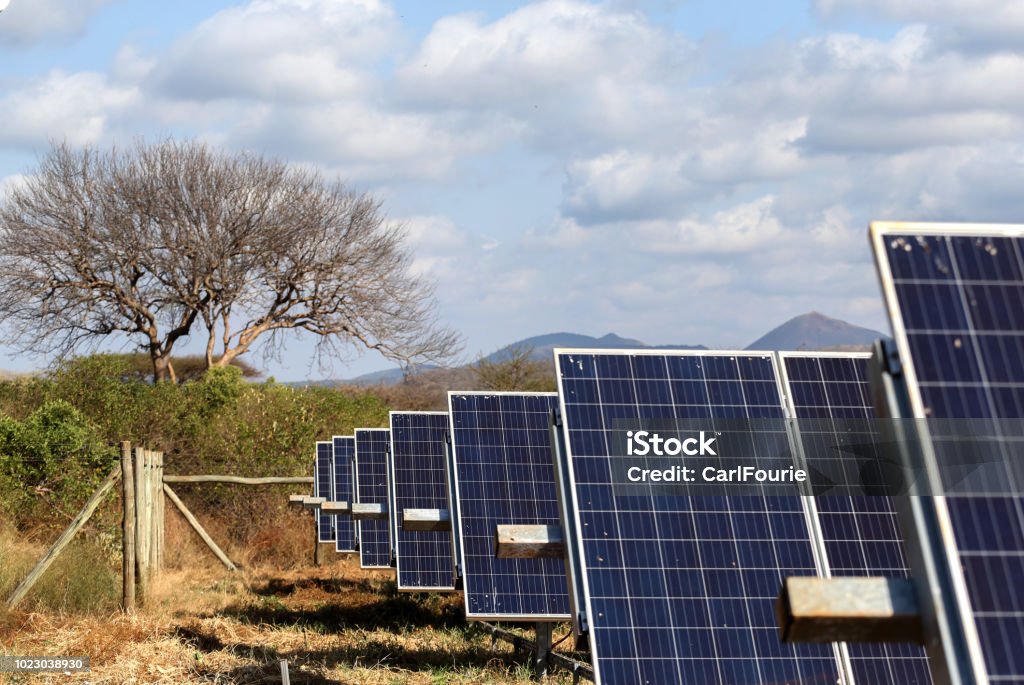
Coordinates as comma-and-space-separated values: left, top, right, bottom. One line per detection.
0, 400, 116, 526
0, 353, 400, 575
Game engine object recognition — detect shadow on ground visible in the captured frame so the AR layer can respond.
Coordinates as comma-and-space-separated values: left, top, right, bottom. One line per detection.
173, 617, 520, 684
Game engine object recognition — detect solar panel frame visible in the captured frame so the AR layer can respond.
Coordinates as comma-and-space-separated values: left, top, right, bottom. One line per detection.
777, 350, 933, 685
870, 221, 1024, 684
553, 347, 842, 685
332, 435, 358, 554
447, 391, 572, 622
443, 435, 463, 583
388, 411, 456, 592
355, 428, 392, 569
315, 441, 335, 544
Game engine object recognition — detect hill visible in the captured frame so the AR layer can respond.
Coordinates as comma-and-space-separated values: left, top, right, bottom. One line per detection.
482, 332, 706, 363
342, 312, 885, 385
745, 311, 886, 351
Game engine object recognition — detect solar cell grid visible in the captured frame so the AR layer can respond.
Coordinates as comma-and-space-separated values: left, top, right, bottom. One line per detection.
333, 436, 357, 553
555, 349, 840, 685
355, 429, 392, 569
779, 352, 932, 685
315, 441, 335, 544
389, 411, 456, 591
872, 223, 1024, 684
448, 392, 571, 620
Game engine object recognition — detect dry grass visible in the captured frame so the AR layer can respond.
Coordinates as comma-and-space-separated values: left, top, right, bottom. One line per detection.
0, 521, 119, 617
0, 548, 579, 684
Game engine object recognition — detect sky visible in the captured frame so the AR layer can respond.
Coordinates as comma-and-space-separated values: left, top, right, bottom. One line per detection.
1, 0, 1022, 381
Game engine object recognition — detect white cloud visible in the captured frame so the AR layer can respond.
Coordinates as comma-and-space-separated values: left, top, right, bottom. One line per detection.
0, 0, 111, 46
0, 70, 137, 148
563, 119, 809, 222
150, 0, 399, 103
400, 1, 687, 102
396, 0, 695, 151
814, 0, 1024, 51
401, 215, 467, 250
224, 102, 507, 181
630, 196, 787, 254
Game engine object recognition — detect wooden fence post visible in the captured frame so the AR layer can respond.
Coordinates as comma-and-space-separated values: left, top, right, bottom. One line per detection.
120, 441, 136, 612
134, 447, 149, 604
151, 451, 163, 576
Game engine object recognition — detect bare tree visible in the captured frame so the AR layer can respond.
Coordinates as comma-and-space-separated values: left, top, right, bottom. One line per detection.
472, 346, 555, 392
0, 139, 460, 381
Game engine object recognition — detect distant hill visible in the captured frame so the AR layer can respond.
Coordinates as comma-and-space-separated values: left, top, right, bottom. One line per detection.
339, 312, 886, 385
746, 312, 886, 351
483, 332, 706, 363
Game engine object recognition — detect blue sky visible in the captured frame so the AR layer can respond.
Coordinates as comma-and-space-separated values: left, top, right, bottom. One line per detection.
1, 0, 1022, 380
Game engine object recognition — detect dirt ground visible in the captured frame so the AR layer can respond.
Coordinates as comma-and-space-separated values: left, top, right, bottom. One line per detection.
0, 555, 580, 684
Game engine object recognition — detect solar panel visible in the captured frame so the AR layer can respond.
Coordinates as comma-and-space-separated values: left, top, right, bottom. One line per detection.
332, 435, 357, 553
871, 222, 1024, 684
355, 428, 392, 569
388, 411, 456, 591
778, 351, 932, 684
448, 392, 571, 621
315, 441, 335, 544
553, 349, 841, 685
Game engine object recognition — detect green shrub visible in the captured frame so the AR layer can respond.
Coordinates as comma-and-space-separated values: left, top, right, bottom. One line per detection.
0, 352, 393, 555
0, 400, 116, 525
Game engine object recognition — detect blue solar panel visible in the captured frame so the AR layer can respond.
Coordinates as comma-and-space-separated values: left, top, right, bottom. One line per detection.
332, 435, 357, 553
355, 428, 392, 569
554, 349, 840, 685
872, 223, 1024, 683
448, 392, 571, 621
389, 411, 456, 591
315, 441, 335, 544
779, 352, 932, 684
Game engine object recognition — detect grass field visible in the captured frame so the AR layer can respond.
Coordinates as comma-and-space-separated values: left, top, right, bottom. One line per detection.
0, 549, 582, 684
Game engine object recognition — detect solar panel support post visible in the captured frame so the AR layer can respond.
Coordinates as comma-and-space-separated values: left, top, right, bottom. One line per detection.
533, 621, 552, 680
478, 622, 594, 682
870, 339, 980, 685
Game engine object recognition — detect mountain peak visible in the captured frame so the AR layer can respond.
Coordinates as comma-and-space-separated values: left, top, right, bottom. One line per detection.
746, 312, 887, 351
